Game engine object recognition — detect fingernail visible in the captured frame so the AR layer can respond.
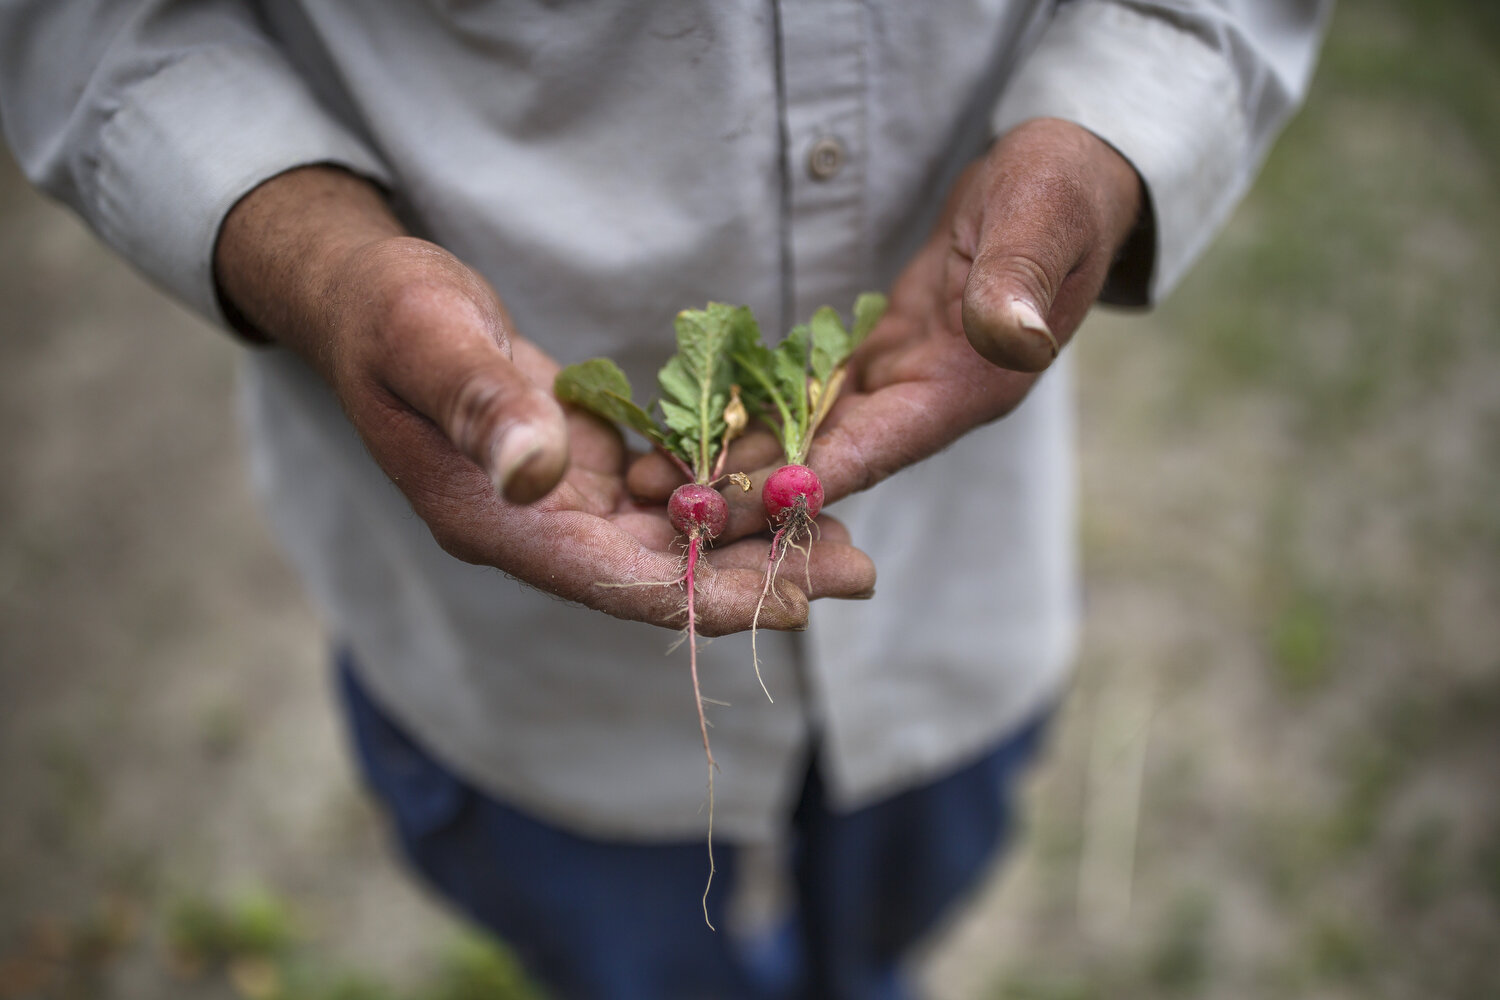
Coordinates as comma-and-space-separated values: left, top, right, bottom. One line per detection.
1009, 299, 1058, 358
490, 422, 542, 496
850, 588, 876, 601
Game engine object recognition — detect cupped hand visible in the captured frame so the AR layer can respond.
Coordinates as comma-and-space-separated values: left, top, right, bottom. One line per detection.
214, 167, 874, 634
629, 117, 1143, 535
333, 244, 877, 634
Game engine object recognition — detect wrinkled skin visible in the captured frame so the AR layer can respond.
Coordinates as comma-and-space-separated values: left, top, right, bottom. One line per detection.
213, 170, 875, 636
214, 117, 1139, 633
629, 118, 1144, 542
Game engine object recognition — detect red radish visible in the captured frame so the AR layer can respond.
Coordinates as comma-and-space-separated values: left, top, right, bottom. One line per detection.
556, 295, 886, 925
748, 464, 827, 702
554, 306, 778, 928
664, 479, 733, 926
762, 464, 823, 523
731, 294, 887, 702
669, 483, 729, 539
664, 481, 730, 786
661, 482, 730, 772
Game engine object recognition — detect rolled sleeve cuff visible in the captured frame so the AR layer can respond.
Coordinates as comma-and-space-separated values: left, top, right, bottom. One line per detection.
992, 1, 1250, 305
90, 44, 393, 326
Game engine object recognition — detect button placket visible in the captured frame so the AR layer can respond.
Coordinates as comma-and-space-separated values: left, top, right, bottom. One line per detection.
776, 0, 868, 320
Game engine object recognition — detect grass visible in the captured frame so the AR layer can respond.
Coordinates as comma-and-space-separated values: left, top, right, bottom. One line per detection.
4, 3, 1497, 999
1159, 0, 1500, 445
970, 2, 1500, 997
1144, 892, 1215, 995
0, 887, 548, 1000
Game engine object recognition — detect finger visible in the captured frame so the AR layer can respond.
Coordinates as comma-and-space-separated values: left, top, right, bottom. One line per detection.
492, 512, 814, 637
353, 383, 829, 634
806, 513, 853, 546
624, 430, 788, 548
960, 256, 1064, 373
377, 285, 570, 503
957, 119, 1141, 372
712, 466, 873, 547
720, 462, 776, 540
689, 569, 809, 637
697, 459, 792, 545
571, 511, 871, 632
957, 168, 1090, 373
624, 428, 784, 502
704, 509, 853, 555
708, 535, 876, 602
806, 369, 1033, 505
623, 448, 689, 501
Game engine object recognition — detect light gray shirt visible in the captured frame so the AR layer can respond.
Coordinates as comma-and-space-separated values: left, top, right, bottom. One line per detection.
1, 1, 1329, 840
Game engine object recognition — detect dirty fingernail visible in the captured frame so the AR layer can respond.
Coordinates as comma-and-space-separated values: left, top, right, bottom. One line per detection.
1009, 298, 1058, 358
490, 422, 542, 496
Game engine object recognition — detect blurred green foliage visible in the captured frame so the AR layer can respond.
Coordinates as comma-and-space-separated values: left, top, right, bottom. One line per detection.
167, 888, 301, 967
984, 2, 1500, 997
1162, 0, 1500, 443
154, 889, 543, 1000
428, 933, 544, 1000
1145, 892, 1215, 994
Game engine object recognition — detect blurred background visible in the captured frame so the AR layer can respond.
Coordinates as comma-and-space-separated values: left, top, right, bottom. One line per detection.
2, 2, 1497, 997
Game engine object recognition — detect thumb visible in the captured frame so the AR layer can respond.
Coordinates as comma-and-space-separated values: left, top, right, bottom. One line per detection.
461, 360, 571, 504
955, 119, 1143, 373
378, 297, 570, 504
960, 250, 1062, 373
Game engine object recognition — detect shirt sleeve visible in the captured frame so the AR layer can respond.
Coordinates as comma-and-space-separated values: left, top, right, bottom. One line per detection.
0, 1, 393, 325
992, 0, 1333, 306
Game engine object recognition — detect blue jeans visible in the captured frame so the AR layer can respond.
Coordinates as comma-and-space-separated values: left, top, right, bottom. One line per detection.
337, 656, 1048, 1000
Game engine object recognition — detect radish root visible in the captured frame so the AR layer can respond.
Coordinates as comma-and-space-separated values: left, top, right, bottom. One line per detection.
748, 500, 818, 702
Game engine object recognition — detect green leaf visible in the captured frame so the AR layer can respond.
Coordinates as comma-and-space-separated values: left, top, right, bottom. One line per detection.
657, 303, 746, 479
849, 291, 887, 349
559, 295, 885, 474
807, 294, 887, 385
808, 306, 850, 387
733, 317, 811, 463
554, 358, 667, 447
774, 325, 813, 461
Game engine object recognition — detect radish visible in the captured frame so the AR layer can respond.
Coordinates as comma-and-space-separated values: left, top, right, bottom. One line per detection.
551, 294, 889, 924
729, 293, 887, 695
554, 304, 754, 927
668, 482, 730, 539
761, 463, 823, 523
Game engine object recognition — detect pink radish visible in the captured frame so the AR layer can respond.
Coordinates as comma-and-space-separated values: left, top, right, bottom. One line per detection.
663, 482, 729, 817
761, 464, 823, 523
732, 294, 888, 701
669, 483, 730, 539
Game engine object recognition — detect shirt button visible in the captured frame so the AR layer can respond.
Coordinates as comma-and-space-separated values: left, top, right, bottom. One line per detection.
806, 136, 845, 180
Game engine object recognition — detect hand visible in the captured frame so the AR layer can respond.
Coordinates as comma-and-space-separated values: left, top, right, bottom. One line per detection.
630, 117, 1143, 535
214, 167, 874, 634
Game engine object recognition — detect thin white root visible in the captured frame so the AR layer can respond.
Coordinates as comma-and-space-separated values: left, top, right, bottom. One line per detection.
748, 505, 820, 704
802, 519, 821, 593
771, 533, 800, 611
702, 757, 716, 930
683, 533, 719, 930
750, 541, 779, 704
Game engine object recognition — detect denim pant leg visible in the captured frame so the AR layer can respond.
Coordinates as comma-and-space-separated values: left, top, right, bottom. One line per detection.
336, 656, 758, 1000
336, 652, 1048, 1000
785, 714, 1048, 1000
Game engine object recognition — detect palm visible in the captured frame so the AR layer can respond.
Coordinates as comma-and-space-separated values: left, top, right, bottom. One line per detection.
791, 227, 1039, 509
354, 332, 870, 636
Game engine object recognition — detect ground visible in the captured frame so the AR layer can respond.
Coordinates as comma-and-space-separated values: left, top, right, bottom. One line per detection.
2, 3, 1498, 998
